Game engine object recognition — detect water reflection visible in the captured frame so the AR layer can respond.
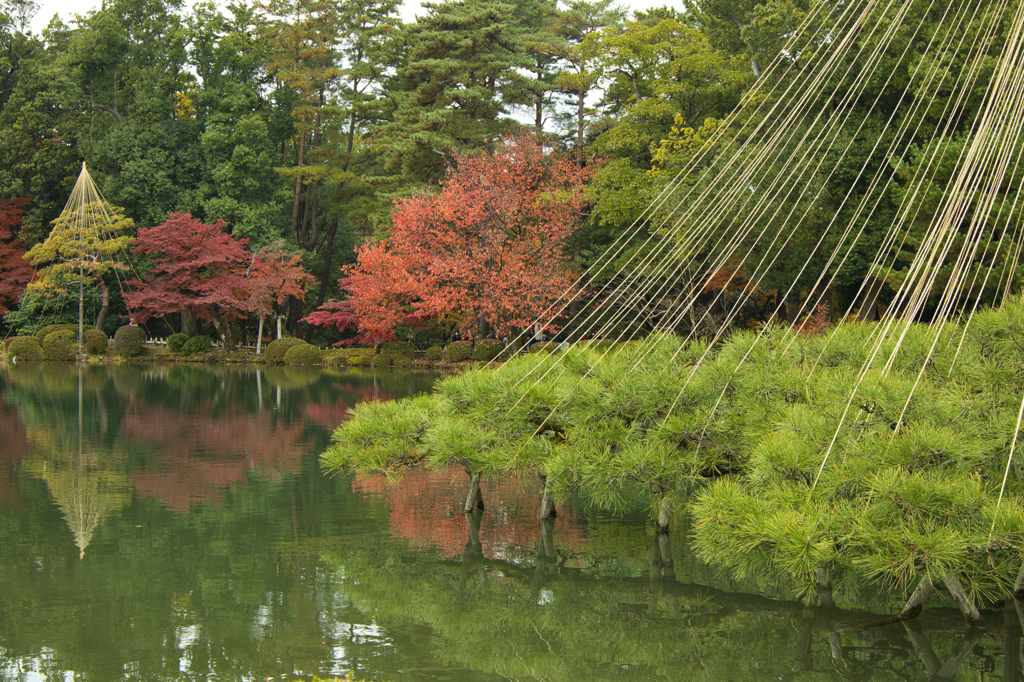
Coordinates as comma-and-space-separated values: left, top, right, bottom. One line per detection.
0, 363, 1020, 681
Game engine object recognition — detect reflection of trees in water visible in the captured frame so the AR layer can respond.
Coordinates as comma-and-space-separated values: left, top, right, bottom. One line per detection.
121, 403, 308, 512
352, 469, 587, 559
20, 428, 131, 558
323, 521, 1014, 681
0, 394, 31, 509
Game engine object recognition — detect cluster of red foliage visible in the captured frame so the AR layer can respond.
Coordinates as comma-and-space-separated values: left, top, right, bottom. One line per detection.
306, 132, 597, 344
353, 468, 585, 559
795, 302, 831, 336
124, 212, 313, 329
0, 198, 34, 314
122, 403, 307, 512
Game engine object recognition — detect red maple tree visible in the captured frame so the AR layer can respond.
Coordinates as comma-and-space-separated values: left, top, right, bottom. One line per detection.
0, 197, 34, 314
125, 212, 312, 339
307, 132, 597, 343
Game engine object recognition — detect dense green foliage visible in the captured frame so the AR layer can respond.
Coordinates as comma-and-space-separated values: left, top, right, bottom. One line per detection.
0, 0, 1018, 344
264, 337, 306, 363
471, 339, 504, 361
445, 340, 474, 363
166, 332, 188, 352
324, 296, 1024, 601
283, 343, 321, 365
41, 329, 77, 360
181, 334, 212, 356
112, 325, 145, 357
83, 328, 108, 354
7, 335, 42, 361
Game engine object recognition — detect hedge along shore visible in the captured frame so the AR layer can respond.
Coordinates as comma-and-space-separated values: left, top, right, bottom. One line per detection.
322, 297, 1024, 627
0, 333, 550, 368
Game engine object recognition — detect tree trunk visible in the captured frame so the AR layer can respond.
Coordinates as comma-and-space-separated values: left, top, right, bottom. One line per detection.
464, 470, 484, 512
899, 575, 934, 619
316, 217, 339, 309
1013, 558, 1024, 597
211, 313, 235, 351
942, 572, 984, 628
538, 472, 557, 519
256, 317, 264, 355
181, 310, 196, 337
859, 275, 884, 321
94, 277, 111, 332
651, 481, 672, 533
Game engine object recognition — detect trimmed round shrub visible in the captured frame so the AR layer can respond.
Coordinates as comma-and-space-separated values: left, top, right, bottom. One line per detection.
380, 340, 416, 357
264, 337, 307, 363
369, 353, 413, 369
424, 346, 444, 363
181, 335, 213, 356
284, 343, 322, 365
84, 328, 108, 355
348, 355, 366, 366
167, 333, 189, 353
446, 340, 474, 362
113, 325, 145, 357
43, 329, 78, 361
528, 341, 560, 354
35, 323, 79, 343
8, 336, 43, 361
471, 339, 504, 361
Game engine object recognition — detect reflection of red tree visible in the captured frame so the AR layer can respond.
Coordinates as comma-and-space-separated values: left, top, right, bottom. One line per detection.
302, 382, 396, 431
0, 395, 30, 509
353, 469, 584, 559
123, 404, 307, 513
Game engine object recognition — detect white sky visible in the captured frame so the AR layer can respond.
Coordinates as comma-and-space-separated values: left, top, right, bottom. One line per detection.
30, 0, 674, 35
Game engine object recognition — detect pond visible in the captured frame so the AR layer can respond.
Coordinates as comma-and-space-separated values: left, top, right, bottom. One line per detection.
0, 363, 1018, 681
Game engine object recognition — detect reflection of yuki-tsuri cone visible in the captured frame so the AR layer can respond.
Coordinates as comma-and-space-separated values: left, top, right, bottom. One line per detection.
902, 618, 984, 680
37, 459, 130, 559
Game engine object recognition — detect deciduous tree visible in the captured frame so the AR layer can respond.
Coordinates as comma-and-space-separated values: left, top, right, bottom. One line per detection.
308, 132, 597, 344
125, 212, 313, 346
0, 197, 33, 314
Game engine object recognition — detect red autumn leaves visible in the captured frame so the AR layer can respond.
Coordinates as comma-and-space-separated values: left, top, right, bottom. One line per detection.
308, 132, 596, 343
124, 213, 312, 328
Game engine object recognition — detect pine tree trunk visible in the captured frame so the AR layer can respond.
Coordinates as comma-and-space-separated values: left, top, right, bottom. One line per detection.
942, 572, 984, 628
651, 481, 672, 533
899, 576, 934, 619
464, 470, 484, 512
538, 472, 557, 519
94, 277, 111, 333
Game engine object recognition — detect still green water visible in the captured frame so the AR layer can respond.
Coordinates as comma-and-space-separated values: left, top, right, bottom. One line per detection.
0, 363, 1018, 681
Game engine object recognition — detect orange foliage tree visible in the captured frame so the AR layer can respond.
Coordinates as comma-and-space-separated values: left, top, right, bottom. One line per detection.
306, 132, 597, 344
